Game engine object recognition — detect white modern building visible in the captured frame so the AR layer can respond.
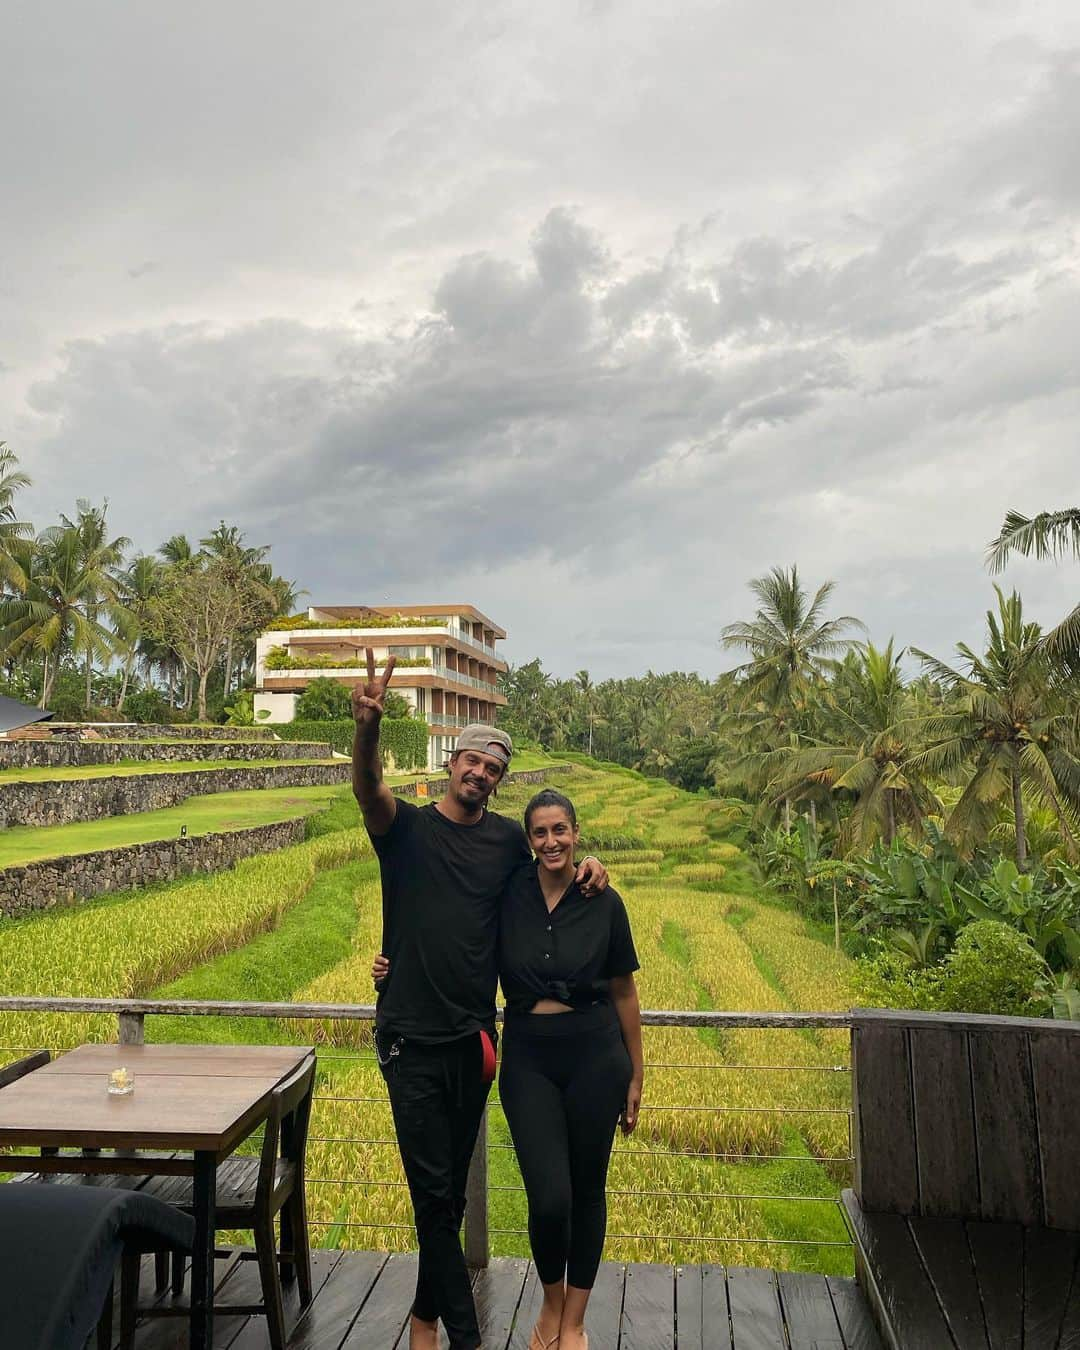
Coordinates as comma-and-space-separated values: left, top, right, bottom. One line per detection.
254, 604, 508, 770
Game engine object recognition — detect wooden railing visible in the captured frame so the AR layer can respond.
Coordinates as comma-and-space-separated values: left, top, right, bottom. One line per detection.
0, 997, 855, 1267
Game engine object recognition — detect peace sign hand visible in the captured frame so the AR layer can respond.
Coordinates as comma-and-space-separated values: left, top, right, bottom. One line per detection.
351, 648, 397, 726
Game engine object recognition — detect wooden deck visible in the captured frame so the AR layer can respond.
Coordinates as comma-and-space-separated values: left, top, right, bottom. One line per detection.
113, 1248, 883, 1349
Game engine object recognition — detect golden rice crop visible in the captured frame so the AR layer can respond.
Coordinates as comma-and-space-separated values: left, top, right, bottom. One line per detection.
0, 831, 366, 1052
609, 861, 662, 878
598, 849, 666, 863
672, 863, 727, 883
705, 843, 742, 861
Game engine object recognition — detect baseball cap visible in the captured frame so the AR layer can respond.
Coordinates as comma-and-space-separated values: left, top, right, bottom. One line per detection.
455, 724, 513, 766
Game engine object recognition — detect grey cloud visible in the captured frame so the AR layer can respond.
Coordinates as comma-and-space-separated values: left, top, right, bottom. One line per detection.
7, 6, 1080, 677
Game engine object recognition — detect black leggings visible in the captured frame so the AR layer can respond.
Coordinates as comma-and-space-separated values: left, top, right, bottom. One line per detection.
498, 1005, 631, 1289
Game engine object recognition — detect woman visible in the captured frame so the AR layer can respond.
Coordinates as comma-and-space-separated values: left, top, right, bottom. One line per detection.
498, 787, 643, 1350
374, 787, 644, 1350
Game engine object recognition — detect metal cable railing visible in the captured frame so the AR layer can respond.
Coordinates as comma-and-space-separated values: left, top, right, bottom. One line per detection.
0, 998, 856, 1268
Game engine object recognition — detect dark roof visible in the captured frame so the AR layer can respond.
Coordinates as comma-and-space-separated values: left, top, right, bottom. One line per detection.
0, 694, 54, 734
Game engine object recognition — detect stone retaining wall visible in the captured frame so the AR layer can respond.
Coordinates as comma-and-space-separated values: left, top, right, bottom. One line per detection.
0, 738, 335, 770
0, 761, 351, 827
0, 818, 307, 917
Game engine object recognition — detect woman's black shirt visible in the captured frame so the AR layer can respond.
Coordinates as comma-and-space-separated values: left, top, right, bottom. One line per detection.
498, 861, 639, 1014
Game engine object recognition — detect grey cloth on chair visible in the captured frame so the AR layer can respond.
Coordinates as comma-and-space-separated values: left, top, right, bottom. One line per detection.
0, 1183, 194, 1350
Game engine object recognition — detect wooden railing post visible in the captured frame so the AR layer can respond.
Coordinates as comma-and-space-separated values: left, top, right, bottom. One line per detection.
118, 1011, 145, 1045
464, 1103, 489, 1268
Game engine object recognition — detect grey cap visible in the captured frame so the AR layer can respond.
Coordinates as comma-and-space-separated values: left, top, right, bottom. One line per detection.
455, 723, 513, 766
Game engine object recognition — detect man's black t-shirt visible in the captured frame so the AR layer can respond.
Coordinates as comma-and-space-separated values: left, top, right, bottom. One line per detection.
371, 798, 531, 1043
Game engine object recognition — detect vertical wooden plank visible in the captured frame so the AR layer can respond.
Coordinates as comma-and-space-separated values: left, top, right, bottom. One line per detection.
825, 1276, 885, 1350
1030, 1031, 1080, 1229
907, 1215, 987, 1350
506, 1267, 543, 1350
472, 1258, 528, 1350
1022, 1228, 1079, 1350
969, 1031, 1041, 1226
271, 1250, 386, 1350
909, 1027, 978, 1218
966, 1222, 1022, 1350
464, 1105, 489, 1269
675, 1265, 703, 1349
583, 1261, 626, 1348
726, 1267, 786, 1350
701, 1265, 732, 1350
225, 1249, 342, 1350
777, 1270, 845, 1349
619, 1262, 674, 1350
841, 1192, 955, 1349
852, 1020, 919, 1214
340, 1252, 417, 1349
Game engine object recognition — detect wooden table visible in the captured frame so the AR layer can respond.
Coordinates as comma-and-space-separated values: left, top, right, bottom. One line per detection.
0, 1042, 312, 1350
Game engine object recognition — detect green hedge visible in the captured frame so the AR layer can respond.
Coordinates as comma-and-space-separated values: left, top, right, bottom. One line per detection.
274, 721, 355, 755
274, 717, 429, 769
267, 614, 445, 632
264, 646, 430, 671
380, 716, 429, 771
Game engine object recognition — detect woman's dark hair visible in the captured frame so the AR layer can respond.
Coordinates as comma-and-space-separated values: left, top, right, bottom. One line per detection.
524, 788, 578, 833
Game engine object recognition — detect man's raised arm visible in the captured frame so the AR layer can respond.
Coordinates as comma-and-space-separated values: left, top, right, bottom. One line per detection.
351, 649, 398, 837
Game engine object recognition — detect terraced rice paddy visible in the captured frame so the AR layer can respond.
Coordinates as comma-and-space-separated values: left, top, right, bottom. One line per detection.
0, 756, 856, 1273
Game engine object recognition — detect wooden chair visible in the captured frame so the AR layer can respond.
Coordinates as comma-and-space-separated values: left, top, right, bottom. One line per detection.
844, 1009, 1080, 1349
0, 1048, 50, 1087
121, 1052, 316, 1350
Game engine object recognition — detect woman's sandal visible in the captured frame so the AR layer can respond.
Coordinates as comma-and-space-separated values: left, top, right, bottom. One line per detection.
528, 1329, 560, 1350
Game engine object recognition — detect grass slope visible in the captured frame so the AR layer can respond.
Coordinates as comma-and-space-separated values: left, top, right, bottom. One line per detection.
0, 785, 344, 867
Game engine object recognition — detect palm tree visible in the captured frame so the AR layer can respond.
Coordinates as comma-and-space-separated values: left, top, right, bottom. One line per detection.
987, 508, 1080, 667
112, 554, 164, 711
159, 533, 196, 565
765, 642, 940, 850
58, 500, 130, 709
721, 565, 866, 710
0, 443, 33, 591
722, 566, 865, 827
575, 669, 600, 755
0, 528, 118, 708
911, 588, 1080, 868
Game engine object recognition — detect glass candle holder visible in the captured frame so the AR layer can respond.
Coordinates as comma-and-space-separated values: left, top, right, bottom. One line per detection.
107, 1066, 135, 1096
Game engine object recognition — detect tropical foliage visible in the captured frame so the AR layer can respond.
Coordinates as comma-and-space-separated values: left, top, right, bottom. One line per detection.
0, 445, 299, 719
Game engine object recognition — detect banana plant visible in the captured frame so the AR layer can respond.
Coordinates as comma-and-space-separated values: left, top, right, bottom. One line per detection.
956, 859, 1080, 963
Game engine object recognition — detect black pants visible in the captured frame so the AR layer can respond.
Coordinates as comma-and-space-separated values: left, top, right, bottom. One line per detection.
378, 1029, 492, 1350
499, 1004, 631, 1289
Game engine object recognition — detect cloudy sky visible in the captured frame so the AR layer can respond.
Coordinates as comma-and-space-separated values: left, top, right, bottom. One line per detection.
3, 1, 1078, 678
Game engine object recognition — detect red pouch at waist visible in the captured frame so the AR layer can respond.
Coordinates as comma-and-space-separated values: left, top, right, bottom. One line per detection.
479, 1029, 497, 1084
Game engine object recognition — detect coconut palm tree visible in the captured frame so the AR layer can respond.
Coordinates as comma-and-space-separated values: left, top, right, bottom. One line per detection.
0, 528, 118, 708
58, 500, 130, 709
112, 554, 164, 711
721, 565, 866, 711
0, 443, 33, 591
987, 508, 1080, 668
911, 588, 1080, 868
764, 641, 940, 850
723, 566, 865, 826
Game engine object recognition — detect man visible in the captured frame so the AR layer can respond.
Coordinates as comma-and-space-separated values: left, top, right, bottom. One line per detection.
352, 650, 606, 1350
